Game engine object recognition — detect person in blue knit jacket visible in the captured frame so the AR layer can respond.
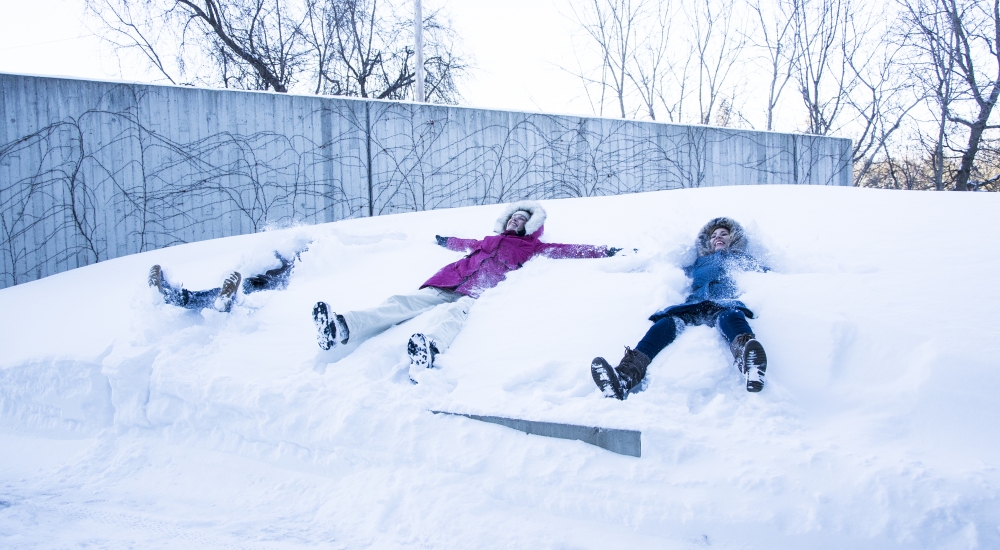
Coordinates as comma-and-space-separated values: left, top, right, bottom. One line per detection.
591, 217, 769, 398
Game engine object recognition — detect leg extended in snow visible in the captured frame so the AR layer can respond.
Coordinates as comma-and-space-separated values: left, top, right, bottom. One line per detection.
149, 265, 241, 313
717, 309, 767, 392
312, 288, 467, 352
592, 315, 679, 400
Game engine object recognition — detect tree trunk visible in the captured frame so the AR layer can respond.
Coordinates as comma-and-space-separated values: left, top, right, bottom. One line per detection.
953, 87, 999, 190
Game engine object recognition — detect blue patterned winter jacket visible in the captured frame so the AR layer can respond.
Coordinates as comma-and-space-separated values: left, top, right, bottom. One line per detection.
649, 250, 765, 323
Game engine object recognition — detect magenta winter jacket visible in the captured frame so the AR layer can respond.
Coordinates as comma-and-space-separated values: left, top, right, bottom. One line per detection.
421, 226, 609, 298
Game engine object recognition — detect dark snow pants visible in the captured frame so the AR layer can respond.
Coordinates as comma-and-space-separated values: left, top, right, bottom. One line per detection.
634, 308, 752, 361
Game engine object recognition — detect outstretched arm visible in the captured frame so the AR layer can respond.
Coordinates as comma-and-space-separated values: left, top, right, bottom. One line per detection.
744, 255, 770, 273
536, 242, 613, 259
436, 235, 482, 252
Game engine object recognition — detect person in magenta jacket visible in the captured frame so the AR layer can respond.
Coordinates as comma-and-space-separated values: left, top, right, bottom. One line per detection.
421, 208, 616, 298
312, 200, 618, 375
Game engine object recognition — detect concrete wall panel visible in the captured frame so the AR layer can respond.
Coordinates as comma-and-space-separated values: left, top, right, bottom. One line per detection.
0, 73, 851, 288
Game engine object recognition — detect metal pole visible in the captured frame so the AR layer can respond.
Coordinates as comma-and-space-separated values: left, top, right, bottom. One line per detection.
414, 0, 425, 102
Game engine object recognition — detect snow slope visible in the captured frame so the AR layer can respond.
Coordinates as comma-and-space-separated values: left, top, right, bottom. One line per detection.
1, 185, 998, 549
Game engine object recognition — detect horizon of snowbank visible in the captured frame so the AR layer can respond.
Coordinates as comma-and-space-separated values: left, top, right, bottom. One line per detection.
1, 185, 998, 549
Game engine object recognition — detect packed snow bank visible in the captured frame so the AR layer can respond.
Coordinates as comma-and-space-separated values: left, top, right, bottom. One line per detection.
1, 185, 998, 549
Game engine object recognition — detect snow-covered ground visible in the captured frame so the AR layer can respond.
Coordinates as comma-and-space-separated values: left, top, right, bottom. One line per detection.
1, 185, 998, 549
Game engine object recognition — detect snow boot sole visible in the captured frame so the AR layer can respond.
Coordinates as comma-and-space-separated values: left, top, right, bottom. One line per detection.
743, 340, 767, 392
591, 357, 626, 400
407, 333, 440, 384
407, 333, 434, 370
148, 265, 166, 295
215, 271, 241, 312
312, 302, 337, 350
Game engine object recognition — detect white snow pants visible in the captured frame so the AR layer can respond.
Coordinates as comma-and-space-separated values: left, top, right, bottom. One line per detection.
341, 287, 475, 352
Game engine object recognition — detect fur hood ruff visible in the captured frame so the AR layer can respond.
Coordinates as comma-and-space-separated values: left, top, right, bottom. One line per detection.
696, 217, 748, 256
493, 200, 547, 235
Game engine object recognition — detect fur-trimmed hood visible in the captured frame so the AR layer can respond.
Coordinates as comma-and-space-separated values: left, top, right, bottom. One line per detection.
696, 217, 748, 256
493, 200, 547, 236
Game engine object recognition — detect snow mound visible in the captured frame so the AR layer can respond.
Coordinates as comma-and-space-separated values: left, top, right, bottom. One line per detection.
1, 186, 998, 549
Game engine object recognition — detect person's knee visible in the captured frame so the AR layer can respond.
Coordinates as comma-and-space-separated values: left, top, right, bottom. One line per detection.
717, 308, 744, 325
386, 291, 427, 307
717, 308, 752, 341
637, 316, 680, 357
445, 299, 473, 323
652, 316, 679, 340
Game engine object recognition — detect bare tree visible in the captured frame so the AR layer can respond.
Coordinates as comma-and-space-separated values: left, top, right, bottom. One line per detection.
843, 17, 924, 186
941, 0, 1000, 191
628, 0, 673, 121
300, 0, 463, 102
900, 0, 961, 190
750, 0, 798, 131
568, 0, 748, 126
86, 0, 181, 85
569, 0, 648, 118
188, 0, 307, 92
87, 0, 307, 92
897, 0, 1000, 190
789, 0, 858, 135
973, 139, 1000, 190
86, 0, 466, 102
686, 0, 749, 125
655, 41, 696, 123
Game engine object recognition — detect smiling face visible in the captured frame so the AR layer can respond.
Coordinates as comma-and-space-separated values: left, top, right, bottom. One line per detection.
506, 212, 528, 233
710, 227, 732, 251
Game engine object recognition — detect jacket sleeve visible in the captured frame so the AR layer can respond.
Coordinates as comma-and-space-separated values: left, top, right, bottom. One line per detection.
445, 237, 482, 252
737, 253, 769, 273
536, 242, 610, 259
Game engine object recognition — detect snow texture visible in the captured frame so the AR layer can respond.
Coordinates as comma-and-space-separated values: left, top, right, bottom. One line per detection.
1, 185, 998, 549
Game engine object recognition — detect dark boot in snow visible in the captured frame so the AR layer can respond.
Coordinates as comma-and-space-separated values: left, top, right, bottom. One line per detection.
149, 264, 186, 305
312, 302, 349, 350
731, 333, 767, 392
407, 333, 440, 383
591, 347, 651, 400
591, 357, 624, 399
214, 272, 242, 312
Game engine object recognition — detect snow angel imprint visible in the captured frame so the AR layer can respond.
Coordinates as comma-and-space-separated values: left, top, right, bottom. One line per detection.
591, 217, 769, 397
312, 200, 622, 379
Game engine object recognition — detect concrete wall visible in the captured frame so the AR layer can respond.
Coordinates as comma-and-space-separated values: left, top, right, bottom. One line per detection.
0, 73, 851, 288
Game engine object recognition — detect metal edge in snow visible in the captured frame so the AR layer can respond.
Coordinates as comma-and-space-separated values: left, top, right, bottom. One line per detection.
431, 410, 641, 457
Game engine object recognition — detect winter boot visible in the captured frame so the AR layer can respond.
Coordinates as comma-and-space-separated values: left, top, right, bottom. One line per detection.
407, 333, 440, 383
731, 333, 767, 392
591, 347, 651, 400
214, 272, 242, 312
312, 302, 349, 350
148, 265, 167, 296
149, 264, 186, 305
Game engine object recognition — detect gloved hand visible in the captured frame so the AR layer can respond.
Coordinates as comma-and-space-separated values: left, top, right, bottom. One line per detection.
607, 247, 637, 257
435, 235, 449, 247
